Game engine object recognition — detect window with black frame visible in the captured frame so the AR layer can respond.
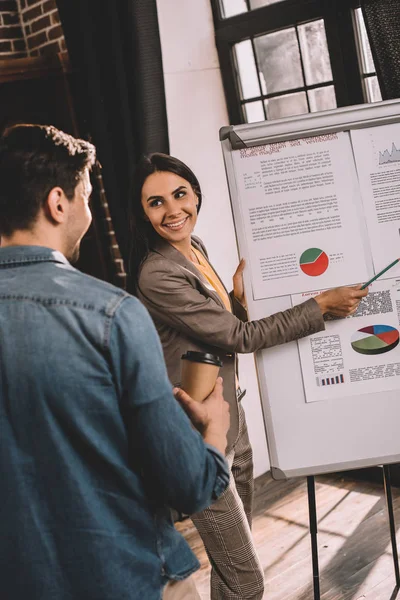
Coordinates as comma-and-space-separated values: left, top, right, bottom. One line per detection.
211, 0, 381, 124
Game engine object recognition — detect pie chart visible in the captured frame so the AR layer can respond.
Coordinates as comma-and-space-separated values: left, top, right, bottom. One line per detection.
351, 325, 400, 355
299, 248, 329, 277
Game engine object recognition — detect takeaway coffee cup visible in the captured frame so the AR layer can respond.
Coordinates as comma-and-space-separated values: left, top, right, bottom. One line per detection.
181, 351, 223, 403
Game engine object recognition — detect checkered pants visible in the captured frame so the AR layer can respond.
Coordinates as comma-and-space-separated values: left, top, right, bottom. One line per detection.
191, 403, 264, 599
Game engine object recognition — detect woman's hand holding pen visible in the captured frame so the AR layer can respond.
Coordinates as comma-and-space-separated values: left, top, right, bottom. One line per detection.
314, 285, 368, 317
232, 259, 368, 317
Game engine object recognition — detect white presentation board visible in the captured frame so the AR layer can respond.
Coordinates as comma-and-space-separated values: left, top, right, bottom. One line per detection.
220, 99, 400, 479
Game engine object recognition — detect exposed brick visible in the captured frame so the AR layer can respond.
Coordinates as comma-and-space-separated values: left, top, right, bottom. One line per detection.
60, 37, 66, 51
42, 0, 57, 14
0, 25, 23, 39
19, 0, 26, 8
22, 4, 41, 22
25, 23, 30, 34
26, 0, 42, 6
37, 39, 60, 55
2, 12, 20, 26
30, 14, 50, 33
0, 1, 18, 12
0, 39, 12, 51
12, 38, 26, 51
47, 24, 62, 41
29, 48, 39, 56
27, 29, 47, 48
50, 11, 60, 26
0, 14, 2, 26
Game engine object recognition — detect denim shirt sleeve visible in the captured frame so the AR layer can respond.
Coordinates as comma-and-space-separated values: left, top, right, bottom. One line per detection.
108, 296, 229, 514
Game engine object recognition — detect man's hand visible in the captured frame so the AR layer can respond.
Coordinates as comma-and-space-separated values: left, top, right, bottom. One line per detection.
314, 285, 368, 317
173, 377, 230, 455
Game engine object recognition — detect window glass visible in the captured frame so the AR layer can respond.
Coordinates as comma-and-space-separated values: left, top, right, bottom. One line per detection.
308, 86, 337, 112
354, 7, 375, 73
220, 0, 283, 17
353, 8, 382, 103
249, 0, 284, 7
244, 101, 265, 122
298, 20, 333, 86
364, 76, 382, 103
254, 28, 303, 95
265, 92, 308, 120
234, 40, 261, 100
219, 0, 248, 18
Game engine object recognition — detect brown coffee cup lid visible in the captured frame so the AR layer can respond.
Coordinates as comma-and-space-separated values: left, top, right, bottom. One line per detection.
181, 351, 223, 367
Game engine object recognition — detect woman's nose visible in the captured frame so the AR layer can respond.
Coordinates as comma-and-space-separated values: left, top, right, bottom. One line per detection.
165, 201, 182, 219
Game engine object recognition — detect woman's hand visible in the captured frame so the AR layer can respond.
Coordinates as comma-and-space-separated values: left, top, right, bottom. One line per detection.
314, 285, 368, 317
233, 258, 246, 307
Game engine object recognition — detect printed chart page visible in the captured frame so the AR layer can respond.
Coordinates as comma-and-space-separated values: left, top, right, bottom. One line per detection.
293, 278, 400, 403
351, 123, 400, 277
232, 132, 371, 299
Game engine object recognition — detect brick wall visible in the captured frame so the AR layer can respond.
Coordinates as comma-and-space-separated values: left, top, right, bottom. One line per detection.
0, 0, 26, 58
0, 0, 66, 59
19, 0, 66, 56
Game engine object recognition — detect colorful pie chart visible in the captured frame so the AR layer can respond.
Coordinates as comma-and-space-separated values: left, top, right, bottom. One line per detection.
299, 248, 329, 277
351, 325, 400, 355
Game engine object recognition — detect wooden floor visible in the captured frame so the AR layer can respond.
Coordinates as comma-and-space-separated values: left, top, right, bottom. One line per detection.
175, 472, 400, 599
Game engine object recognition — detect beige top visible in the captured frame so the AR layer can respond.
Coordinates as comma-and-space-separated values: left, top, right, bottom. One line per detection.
191, 247, 231, 312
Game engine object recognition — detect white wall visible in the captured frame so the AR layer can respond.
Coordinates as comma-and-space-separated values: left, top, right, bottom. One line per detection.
156, 0, 270, 476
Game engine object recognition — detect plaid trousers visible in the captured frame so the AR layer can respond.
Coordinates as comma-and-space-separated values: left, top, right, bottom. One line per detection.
191, 403, 264, 599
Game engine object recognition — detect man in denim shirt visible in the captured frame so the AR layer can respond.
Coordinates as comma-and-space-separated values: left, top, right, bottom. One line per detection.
0, 124, 230, 600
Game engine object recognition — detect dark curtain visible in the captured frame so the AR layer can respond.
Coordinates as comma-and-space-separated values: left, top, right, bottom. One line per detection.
361, 0, 400, 100
56, 0, 170, 262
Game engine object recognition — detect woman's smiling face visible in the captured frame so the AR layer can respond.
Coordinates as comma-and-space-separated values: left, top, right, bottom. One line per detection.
141, 170, 198, 245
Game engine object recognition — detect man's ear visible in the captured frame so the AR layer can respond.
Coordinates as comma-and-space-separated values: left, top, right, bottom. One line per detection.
45, 187, 68, 224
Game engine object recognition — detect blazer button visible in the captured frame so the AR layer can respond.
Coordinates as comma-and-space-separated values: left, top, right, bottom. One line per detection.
226, 353, 233, 358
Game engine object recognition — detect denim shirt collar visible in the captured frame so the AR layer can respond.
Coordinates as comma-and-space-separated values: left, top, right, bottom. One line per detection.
0, 245, 71, 268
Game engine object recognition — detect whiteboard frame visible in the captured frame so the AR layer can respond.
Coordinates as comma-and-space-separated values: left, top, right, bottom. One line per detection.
220, 99, 400, 479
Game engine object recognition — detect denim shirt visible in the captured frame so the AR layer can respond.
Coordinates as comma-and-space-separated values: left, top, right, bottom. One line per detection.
0, 246, 229, 600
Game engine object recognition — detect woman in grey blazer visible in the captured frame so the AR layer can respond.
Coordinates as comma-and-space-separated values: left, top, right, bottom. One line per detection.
129, 153, 367, 600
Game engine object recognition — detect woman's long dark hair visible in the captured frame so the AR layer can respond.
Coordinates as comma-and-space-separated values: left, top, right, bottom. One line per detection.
128, 153, 202, 294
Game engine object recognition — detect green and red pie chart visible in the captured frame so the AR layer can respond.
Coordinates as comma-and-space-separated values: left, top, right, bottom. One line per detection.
300, 248, 329, 277
351, 325, 400, 355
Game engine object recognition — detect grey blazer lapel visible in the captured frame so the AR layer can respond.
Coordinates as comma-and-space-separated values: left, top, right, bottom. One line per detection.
152, 238, 228, 310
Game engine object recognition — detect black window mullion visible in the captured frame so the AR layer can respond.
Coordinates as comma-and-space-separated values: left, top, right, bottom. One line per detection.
322, 0, 364, 107
211, 0, 368, 125
240, 79, 335, 105
210, 1, 222, 23
214, 0, 322, 44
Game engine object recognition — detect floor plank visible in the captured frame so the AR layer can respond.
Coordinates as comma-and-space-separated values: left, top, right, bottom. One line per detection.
175, 472, 400, 599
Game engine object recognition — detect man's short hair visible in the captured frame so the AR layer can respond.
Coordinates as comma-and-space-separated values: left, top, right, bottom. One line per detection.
0, 124, 96, 236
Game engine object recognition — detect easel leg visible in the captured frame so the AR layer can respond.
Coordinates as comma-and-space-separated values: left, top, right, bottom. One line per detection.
383, 465, 400, 587
307, 476, 321, 600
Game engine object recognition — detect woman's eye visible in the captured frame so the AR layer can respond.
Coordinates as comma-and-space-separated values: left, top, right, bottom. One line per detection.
175, 191, 186, 199
150, 199, 162, 208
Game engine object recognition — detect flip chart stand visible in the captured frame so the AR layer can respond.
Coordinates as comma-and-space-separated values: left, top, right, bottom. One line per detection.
307, 466, 400, 600
307, 477, 321, 599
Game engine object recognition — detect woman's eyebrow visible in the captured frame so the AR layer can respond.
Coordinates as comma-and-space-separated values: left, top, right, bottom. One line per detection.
172, 185, 187, 194
146, 185, 187, 202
